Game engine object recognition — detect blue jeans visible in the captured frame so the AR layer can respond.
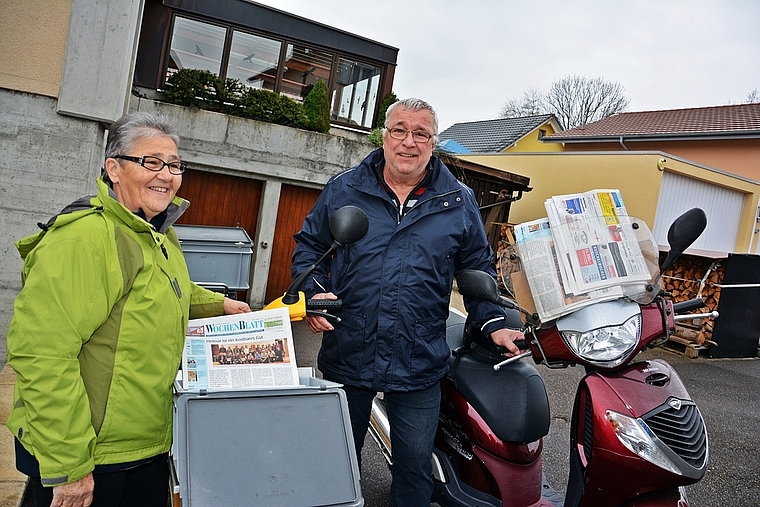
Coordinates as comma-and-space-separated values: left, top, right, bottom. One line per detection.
339, 383, 441, 507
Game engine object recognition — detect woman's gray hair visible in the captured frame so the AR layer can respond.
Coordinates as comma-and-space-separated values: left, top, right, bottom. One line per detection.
104, 111, 180, 160
384, 98, 439, 141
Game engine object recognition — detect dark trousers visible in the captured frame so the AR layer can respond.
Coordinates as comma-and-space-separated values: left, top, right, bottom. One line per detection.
29, 453, 170, 507
339, 383, 441, 507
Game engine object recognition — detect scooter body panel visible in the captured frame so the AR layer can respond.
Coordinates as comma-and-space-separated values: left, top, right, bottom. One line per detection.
472, 445, 554, 507
570, 360, 707, 506
435, 380, 552, 506
439, 377, 544, 463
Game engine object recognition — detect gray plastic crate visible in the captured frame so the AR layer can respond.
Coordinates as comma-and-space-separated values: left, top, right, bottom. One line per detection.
172, 376, 363, 507
174, 224, 253, 291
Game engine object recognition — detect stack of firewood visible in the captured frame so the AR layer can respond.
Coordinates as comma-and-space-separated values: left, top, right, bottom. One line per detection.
659, 253, 723, 346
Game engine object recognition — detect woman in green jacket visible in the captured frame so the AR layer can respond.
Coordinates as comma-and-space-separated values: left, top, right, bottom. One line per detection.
6, 111, 250, 507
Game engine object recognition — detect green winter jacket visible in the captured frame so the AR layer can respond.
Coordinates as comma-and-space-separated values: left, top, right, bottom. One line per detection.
6, 177, 224, 486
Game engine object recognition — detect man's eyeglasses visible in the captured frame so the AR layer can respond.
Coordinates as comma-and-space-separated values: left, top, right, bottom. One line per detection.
112, 155, 187, 175
386, 128, 433, 143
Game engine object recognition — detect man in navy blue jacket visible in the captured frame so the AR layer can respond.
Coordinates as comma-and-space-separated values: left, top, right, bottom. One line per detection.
292, 98, 523, 506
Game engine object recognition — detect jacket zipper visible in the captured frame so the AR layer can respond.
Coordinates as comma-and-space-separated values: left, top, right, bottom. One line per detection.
400, 188, 461, 224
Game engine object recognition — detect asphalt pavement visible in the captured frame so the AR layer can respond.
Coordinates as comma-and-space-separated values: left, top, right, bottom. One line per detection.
291, 318, 760, 507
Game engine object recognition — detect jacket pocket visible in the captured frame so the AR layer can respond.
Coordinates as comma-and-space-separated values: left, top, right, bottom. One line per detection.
412, 318, 449, 375
321, 311, 366, 368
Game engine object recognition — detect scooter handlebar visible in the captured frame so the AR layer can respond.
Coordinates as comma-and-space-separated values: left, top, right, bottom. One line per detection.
306, 298, 343, 311
672, 297, 706, 314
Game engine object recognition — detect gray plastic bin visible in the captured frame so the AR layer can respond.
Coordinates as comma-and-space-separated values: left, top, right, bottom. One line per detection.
174, 224, 253, 291
172, 376, 363, 507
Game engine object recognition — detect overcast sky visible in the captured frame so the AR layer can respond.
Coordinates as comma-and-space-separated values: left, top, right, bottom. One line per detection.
254, 0, 760, 131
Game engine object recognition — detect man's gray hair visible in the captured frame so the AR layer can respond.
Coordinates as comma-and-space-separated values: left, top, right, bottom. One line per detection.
104, 111, 180, 160
384, 98, 439, 140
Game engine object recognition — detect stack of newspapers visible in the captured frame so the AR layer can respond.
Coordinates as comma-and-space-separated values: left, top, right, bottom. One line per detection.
512, 189, 651, 322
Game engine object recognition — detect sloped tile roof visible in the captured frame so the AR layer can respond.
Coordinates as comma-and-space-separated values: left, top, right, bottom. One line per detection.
546, 103, 760, 141
439, 114, 555, 153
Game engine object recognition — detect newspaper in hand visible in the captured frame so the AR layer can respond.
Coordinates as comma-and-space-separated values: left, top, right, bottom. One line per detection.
181, 307, 299, 392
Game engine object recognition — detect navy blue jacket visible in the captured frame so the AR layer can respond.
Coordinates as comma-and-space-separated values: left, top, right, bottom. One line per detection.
292, 149, 512, 392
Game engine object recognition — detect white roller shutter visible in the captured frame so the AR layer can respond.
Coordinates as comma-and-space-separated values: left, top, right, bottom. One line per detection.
653, 171, 744, 257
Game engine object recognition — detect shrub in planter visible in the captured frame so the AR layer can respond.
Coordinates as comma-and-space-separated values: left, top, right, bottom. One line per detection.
209, 76, 244, 114
164, 69, 216, 108
368, 128, 384, 147
302, 80, 331, 134
240, 88, 309, 129
376, 91, 398, 130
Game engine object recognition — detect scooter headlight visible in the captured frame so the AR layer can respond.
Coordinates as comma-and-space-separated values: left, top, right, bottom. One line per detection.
560, 314, 640, 367
606, 410, 680, 474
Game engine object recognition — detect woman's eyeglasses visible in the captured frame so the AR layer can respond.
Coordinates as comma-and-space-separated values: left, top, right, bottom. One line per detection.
112, 155, 187, 175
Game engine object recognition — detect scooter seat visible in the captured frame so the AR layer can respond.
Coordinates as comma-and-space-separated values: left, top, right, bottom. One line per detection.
449, 352, 550, 444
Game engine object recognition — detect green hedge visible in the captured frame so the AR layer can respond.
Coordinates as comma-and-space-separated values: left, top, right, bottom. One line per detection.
164, 69, 329, 133
240, 88, 309, 129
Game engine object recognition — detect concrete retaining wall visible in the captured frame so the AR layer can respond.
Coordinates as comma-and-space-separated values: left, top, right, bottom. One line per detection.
0, 89, 104, 364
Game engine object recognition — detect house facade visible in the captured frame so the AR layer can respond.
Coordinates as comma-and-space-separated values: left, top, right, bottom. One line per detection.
0, 0, 400, 361
438, 114, 563, 154
544, 104, 760, 182
459, 151, 760, 259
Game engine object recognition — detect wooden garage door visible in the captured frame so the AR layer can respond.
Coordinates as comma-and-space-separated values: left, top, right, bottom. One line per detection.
265, 184, 322, 302
175, 169, 263, 298
176, 169, 263, 234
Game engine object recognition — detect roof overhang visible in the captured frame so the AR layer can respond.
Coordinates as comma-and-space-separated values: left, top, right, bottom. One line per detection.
164, 0, 399, 64
545, 130, 760, 144
438, 154, 531, 190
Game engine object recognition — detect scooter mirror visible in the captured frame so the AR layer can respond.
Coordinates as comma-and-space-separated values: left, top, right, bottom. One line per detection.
282, 206, 369, 305
330, 205, 369, 246
456, 269, 502, 304
457, 269, 520, 311
661, 208, 707, 273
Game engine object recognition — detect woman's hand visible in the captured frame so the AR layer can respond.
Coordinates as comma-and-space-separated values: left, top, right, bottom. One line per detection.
223, 297, 251, 314
304, 292, 338, 333
52, 473, 94, 507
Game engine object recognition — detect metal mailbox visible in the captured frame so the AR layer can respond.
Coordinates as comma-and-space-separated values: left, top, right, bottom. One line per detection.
174, 224, 253, 292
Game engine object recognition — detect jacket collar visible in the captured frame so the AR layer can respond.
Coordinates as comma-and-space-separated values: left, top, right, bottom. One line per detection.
97, 177, 189, 234
349, 148, 461, 198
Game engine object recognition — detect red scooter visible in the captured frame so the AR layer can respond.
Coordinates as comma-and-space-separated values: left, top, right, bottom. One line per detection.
368, 208, 714, 506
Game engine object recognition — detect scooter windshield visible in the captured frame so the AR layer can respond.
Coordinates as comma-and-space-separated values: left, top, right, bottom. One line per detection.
499, 215, 661, 323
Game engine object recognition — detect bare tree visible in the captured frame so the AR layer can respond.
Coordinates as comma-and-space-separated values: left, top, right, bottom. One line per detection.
499, 87, 544, 118
500, 75, 629, 130
544, 75, 629, 129
747, 89, 759, 103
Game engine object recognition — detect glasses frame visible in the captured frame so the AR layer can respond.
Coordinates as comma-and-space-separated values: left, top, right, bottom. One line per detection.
385, 128, 433, 143
112, 155, 187, 175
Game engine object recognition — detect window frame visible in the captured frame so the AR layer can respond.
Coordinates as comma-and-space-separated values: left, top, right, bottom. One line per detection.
160, 12, 386, 131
